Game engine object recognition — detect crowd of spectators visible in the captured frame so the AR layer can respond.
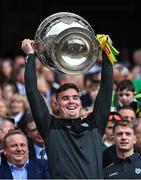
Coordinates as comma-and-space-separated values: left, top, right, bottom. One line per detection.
0, 47, 141, 179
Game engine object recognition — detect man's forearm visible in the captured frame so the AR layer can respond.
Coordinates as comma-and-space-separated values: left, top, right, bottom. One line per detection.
92, 54, 113, 134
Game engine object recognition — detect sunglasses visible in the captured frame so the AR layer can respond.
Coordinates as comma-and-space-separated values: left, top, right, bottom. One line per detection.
28, 128, 38, 132
108, 114, 121, 121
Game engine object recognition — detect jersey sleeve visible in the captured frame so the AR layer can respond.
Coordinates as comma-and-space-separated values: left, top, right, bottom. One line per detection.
91, 53, 113, 135
25, 54, 51, 141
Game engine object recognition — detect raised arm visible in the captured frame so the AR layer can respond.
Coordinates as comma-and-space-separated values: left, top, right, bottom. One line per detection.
92, 52, 113, 135
21, 39, 51, 141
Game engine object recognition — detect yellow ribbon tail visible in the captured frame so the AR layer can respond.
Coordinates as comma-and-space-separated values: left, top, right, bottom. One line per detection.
96, 34, 119, 64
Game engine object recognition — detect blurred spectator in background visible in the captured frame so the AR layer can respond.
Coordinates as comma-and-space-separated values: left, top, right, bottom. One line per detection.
131, 49, 141, 80
55, 73, 74, 86
50, 93, 60, 117
134, 118, 141, 153
40, 67, 59, 112
9, 93, 29, 133
114, 79, 141, 118
41, 66, 59, 92
0, 116, 15, 165
119, 47, 131, 68
14, 65, 26, 96
112, 64, 132, 108
26, 113, 48, 160
102, 111, 122, 151
130, 49, 141, 95
0, 86, 2, 99
13, 55, 25, 71
135, 91, 141, 118
35, 57, 43, 75
86, 49, 102, 74
115, 79, 136, 110
0, 99, 9, 116
0, 58, 15, 84
113, 63, 132, 87
72, 74, 85, 94
80, 72, 101, 119
36, 75, 51, 110
1, 82, 16, 105
118, 105, 136, 121
81, 72, 101, 108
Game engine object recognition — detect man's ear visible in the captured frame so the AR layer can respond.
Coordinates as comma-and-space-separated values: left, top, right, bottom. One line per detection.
3, 149, 7, 156
56, 102, 59, 110
26, 129, 31, 137
113, 135, 116, 144
134, 135, 137, 144
27, 130, 31, 138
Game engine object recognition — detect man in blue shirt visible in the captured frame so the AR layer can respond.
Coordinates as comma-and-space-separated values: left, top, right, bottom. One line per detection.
0, 129, 50, 179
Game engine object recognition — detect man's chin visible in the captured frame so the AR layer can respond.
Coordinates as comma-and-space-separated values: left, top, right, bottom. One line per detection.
61, 111, 79, 119
68, 113, 79, 119
119, 147, 131, 152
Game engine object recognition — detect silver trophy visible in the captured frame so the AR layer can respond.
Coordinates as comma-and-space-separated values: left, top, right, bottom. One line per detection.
34, 12, 99, 75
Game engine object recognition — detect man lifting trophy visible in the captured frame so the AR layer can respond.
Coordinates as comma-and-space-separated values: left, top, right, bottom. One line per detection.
21, 12, 118, 178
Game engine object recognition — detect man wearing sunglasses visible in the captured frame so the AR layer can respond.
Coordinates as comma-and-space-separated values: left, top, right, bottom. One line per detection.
102, 112, 122, 151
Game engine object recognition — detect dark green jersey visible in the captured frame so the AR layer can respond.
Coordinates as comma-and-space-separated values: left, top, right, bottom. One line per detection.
25, 53, 113, 179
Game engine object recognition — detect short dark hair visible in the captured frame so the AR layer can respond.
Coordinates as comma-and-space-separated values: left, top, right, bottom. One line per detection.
25, 112, 34, 124
113, 120, 135, 133
116, 79, 135, 92
119, 105, 135, 112
24, 112, 34, 131
56, 83, 80, 99
0, 116, 15, 125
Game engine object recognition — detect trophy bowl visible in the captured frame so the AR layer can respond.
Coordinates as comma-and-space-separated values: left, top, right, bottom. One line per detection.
34, 12, 99, 75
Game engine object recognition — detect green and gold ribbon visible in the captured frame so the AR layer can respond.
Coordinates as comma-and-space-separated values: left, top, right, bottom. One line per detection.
96, 34, 119, 64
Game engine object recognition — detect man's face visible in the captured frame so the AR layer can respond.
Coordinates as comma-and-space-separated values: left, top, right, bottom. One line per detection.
119, 109, 136, 121
10, 99, 24, 114
2, 85, 14, 100
4, 134, 29, 167
27, 121, 44, 146
89, 84, 100, 101
105, 121, 114, 141
57, 88, 82, 119
0, 121, 14, 143
0, 101, 7, 116
114, 126, 136, 152
117, 89, 135, 106
134, 124, 141, 153
41, 67, 55, 83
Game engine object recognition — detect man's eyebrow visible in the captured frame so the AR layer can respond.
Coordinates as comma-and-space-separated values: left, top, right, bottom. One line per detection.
61, 95, 69, 99
73, 95, 80, 97
61, 95, 80, 99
